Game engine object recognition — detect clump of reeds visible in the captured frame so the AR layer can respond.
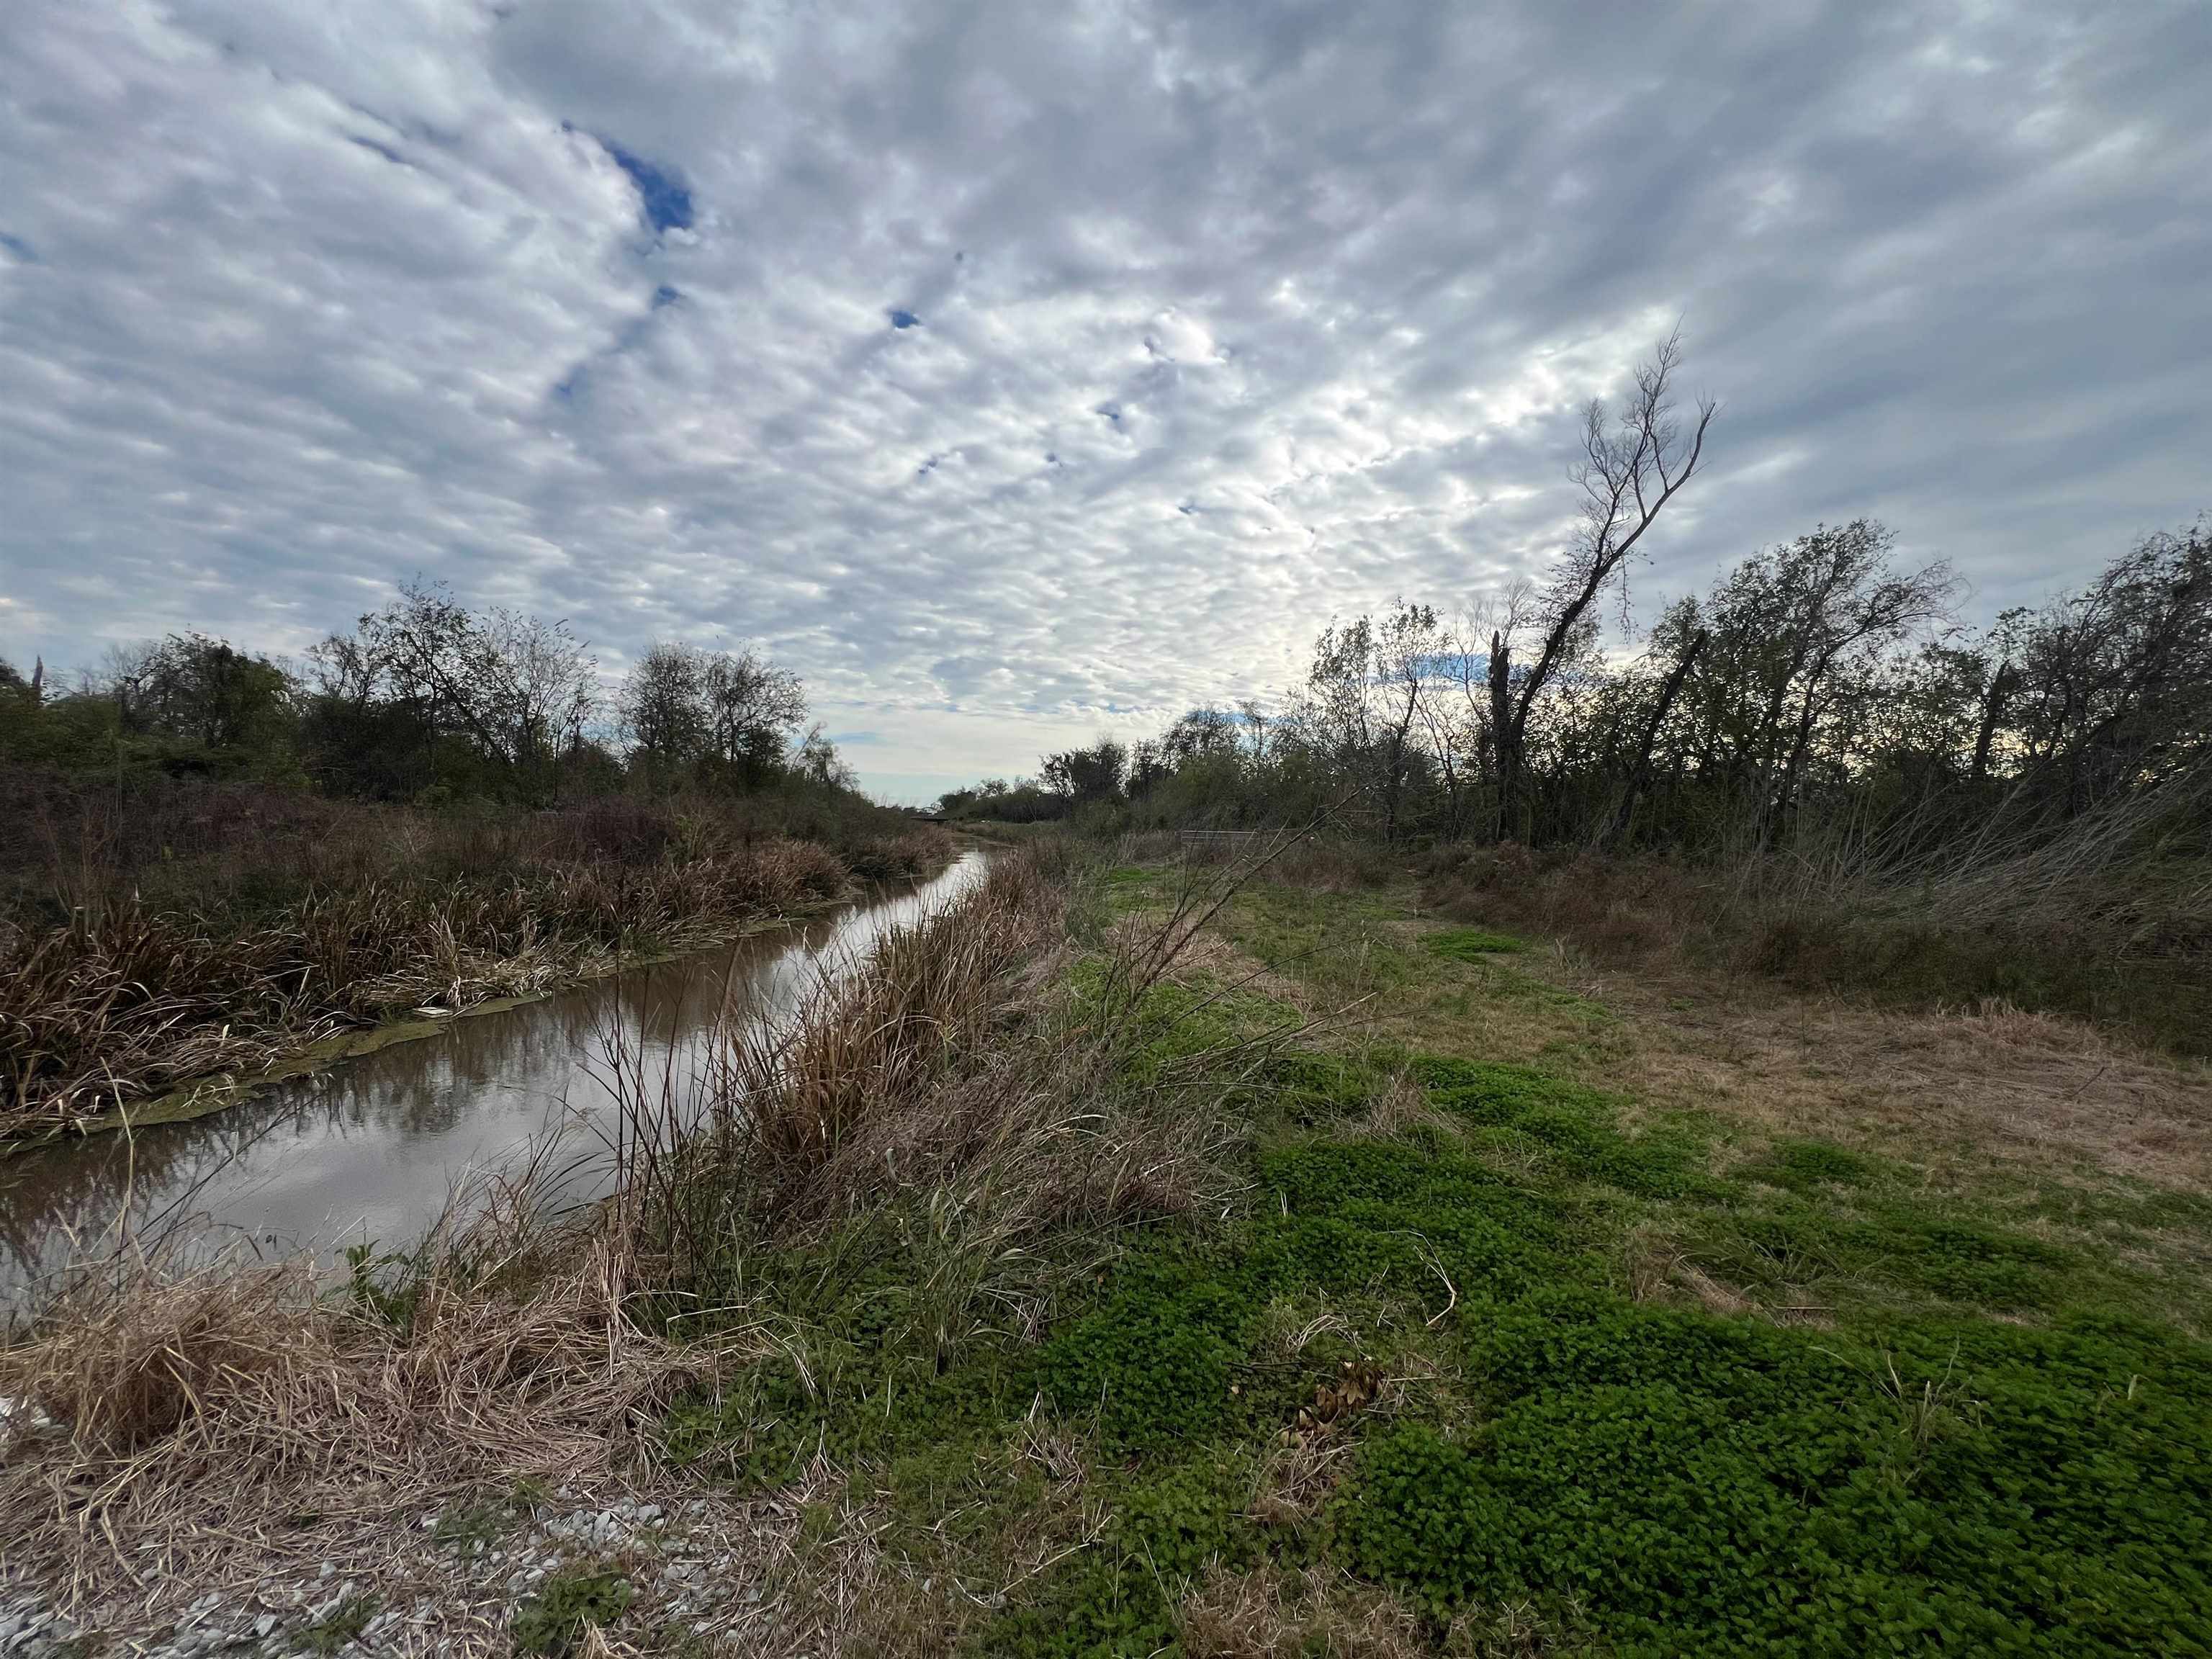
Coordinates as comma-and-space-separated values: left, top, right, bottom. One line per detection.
617, 837, 1299, 1370
739, 868, 1051, 1180
0, 1154, 719, 1624
1, 798, 950, 1140
610, 850, 1072, 1298
9, 1255, 320, 1453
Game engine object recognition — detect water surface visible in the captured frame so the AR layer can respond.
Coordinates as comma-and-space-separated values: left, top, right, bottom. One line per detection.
1, 848, 991, 1308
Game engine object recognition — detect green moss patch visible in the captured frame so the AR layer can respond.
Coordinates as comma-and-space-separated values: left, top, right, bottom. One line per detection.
1424, 927, 1527, 960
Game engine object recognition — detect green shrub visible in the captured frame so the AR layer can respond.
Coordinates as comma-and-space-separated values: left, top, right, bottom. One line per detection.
1688, 1200, 2081, 1316
1040, 1251, 1251, 1452
511, 1570, 633, 1658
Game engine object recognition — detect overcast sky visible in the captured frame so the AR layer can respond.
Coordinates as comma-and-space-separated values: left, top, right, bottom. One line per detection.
1, 1, 2205, 801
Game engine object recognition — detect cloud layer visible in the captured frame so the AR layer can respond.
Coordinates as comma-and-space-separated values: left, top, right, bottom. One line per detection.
3, 0, 2206, 796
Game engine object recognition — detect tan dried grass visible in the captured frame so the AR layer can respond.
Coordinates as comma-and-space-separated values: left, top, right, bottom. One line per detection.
0, 1197, 721, 1627
1179, 1566, 1429, 1659
737, 869, 1048, 1186
1126, 922, 1313, 1016
1355, 1069, 1466, 1144
680, 1447, 1107, 1659
1247, 1434, 1356, 1529
2, 823, 924, 1141
1409, 856, 2212, 1190
1601, 977, 2212, 1192
652, 845, 1251, 1262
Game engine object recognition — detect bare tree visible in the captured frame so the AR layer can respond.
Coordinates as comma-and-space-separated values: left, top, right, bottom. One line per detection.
356, 580, 510, 765
320, 580, 598, 804
795, 722, 859, 789
481, 606, 598, 804
1372, 602, 1443, 842
699, 647, 807, 785
1235, 698, 1271, 762
1488, 331, 1717, 840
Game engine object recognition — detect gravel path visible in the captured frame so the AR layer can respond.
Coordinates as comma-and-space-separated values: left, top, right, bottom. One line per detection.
1, 1488, 785, 1658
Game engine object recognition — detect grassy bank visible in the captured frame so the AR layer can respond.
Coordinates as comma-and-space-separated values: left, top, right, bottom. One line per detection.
1417, 837, 2212, 1059
4, 837, 2209, 1655
0, 768, 950, 1143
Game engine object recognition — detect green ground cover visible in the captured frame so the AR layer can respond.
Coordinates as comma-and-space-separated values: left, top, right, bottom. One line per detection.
657, 871, 2212, 1656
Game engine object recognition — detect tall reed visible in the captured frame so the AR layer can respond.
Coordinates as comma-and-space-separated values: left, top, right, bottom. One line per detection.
1, 775, 950, 1138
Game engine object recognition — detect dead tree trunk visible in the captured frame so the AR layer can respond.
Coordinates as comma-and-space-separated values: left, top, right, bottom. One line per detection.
1609, 628, 1708, 845
1488, 630, 1519, 840
1970, 660, 2016, 782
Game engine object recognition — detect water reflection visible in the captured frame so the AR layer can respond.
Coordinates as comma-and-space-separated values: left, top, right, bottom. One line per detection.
1, 848, 991, 1306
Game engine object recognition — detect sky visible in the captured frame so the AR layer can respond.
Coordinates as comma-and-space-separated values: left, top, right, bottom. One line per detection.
1, 2, 2206, 803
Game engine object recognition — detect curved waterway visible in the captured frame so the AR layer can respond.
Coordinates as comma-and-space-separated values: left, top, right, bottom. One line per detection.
1, 847, 992, 1311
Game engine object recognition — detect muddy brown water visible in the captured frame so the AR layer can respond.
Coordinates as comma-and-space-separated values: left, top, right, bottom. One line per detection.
0, 848, 992, 1313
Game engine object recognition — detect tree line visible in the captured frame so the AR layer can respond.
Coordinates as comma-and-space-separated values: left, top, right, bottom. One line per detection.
0, 580, 857, 806
947, 337, 2209, 878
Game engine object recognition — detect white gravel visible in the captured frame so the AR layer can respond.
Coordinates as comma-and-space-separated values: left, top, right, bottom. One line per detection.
3, 1490, 767, 1657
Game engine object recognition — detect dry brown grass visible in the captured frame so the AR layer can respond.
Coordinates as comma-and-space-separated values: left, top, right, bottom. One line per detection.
1248, 1431, 1357, 1529
681, 1446, 1110, 1659
1148, 921, 1317, 1017
1592, 979, 2212, 1192
1354, 1068, 1467, 1144
737, 863, 1053, 1190
1420, 835, 2212, 1056
1401, 853, 2212, 1192
628, 842, 1259, 1346
1624, 1223, 1761, 1319
1179, 1566, 1430, 1659
2, 817, 948, 1142
0, 1169, 722, 1635
1263, 837, 1409, 894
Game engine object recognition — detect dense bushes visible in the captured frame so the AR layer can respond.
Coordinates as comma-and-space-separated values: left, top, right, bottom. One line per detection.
1419, 837, 2212, 1053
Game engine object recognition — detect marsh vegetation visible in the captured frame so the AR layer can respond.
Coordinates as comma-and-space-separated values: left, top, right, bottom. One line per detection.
4, 836, 2208, 1654
0, 591, 943, 1142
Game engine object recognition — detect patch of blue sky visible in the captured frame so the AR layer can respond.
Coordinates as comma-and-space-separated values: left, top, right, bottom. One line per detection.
598, 138, 693, 233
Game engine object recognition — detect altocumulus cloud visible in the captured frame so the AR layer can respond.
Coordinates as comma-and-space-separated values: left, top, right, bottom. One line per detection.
1, 0, 2206, 798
